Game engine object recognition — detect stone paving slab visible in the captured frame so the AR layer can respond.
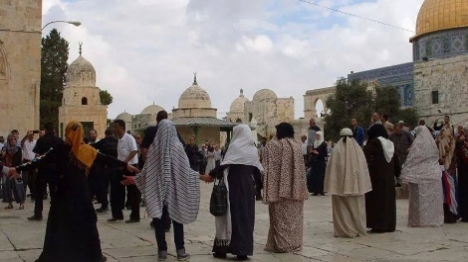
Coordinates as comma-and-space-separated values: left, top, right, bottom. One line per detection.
1, 183, 468, 261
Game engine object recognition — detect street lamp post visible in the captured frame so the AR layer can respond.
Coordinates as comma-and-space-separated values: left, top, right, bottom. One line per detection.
42, 21, 81, 31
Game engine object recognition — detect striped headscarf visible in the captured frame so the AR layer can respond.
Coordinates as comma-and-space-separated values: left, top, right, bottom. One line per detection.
134, 119, 200, 224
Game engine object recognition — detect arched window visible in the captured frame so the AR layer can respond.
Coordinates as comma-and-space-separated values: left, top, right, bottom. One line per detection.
81, 97, 88, 105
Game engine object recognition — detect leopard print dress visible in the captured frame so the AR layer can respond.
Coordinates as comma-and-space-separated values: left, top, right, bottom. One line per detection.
263, 138, 308, 252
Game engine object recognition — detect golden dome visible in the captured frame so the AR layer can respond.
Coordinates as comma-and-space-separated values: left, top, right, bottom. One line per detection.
414, 0, 468, 39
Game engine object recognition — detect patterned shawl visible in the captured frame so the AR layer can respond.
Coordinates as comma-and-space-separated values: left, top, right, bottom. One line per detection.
436, 124, 455, 170
324, 136, 372, 196
134, 119, 200, 224
401, 126, 441, 184
263, 137, 308, 204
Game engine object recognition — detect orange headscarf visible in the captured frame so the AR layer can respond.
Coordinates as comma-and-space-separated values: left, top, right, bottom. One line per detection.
65, 121, 98, 168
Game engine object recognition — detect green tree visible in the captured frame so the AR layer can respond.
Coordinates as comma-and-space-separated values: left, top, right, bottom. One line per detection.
373, 86, 419, 127
40, 29, 69, 128
99, 89, 113, 106
374, 86, 400, 119
324, 79, 374, 141
396, 108, 419, 128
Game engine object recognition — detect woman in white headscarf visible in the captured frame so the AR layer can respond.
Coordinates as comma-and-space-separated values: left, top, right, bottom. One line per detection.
202, 124, 263, 261
325, 128, 372, 238
401, 126, 443, 227
309, 131, 328, 196
122, 119, 201, 261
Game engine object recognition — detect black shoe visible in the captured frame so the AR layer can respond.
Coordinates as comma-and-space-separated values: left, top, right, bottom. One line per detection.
27, 216, 43, 221
237, 255, 248, 261
150, 221, 155, 228
213, 253, 227, 258
320, 193, 325, 196
125, 219, 140, 223
107, 218, 123, 222
96, 207, 108, 213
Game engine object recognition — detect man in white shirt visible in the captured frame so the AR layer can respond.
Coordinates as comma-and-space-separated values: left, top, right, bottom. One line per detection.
109, 120, 140, 223
21, 131, 37, 200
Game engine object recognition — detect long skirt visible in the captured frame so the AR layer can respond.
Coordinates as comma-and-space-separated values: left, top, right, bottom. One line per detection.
408, 182, 444, 227
458, 166, 468, 221
265, 200, 304, 253
332, 195, 366, 238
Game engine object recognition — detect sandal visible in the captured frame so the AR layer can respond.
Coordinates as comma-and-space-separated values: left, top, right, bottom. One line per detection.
19, 204, 24, 210
5, 204, 13, 210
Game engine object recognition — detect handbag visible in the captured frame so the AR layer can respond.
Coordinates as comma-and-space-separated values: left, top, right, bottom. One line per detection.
210, 176, 228, 217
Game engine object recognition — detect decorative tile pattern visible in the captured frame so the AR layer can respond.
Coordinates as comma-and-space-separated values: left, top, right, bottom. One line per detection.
413, 28, 468, 61
348, 63, 415, 107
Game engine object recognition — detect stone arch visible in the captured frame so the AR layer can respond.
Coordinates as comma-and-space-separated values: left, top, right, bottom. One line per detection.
304, 86, 336, 119
314, 98, 324, 117
81, 97, 88, 105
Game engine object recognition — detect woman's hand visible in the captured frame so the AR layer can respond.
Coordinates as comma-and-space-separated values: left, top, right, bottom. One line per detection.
126, 164, 140, 174
199, 174, 214, 183
121, 175, 135, 186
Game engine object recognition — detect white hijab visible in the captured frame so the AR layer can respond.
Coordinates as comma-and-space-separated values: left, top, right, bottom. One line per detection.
222, 124, 264, 172
377, 137, 395, 163
314, 131, 325, 149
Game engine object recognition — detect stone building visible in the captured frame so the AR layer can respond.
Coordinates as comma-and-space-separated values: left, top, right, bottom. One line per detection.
58, 47, 107, 138
226, 88, 294, 139
116, 75, 236, 146
115, 104, 172, 135
306, 0, 468, 129
172, 76, 236, 145
0, 0, 42, 136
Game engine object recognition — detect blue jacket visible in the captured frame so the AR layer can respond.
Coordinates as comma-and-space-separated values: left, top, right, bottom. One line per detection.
353, 126, 365, 146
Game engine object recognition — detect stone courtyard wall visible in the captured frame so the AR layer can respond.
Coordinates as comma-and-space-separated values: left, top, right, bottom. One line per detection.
0, 0, 42, 135
413, 54, 468, 127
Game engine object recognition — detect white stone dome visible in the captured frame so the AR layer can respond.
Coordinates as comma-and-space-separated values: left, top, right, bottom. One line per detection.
67, 55, 96, 87
116, 112, 132, 122
178, 77, 211, 109
253, 89, 277, 102
230, 89, 249, 113
141, 104, 165, 115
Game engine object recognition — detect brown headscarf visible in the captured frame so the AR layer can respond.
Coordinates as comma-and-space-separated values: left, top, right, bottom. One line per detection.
262, 123, 308, 204
65, 121, 97, 168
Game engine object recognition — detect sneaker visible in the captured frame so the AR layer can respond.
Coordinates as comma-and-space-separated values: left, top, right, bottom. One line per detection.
158, 250, 167, 261
176, 249, 190, 261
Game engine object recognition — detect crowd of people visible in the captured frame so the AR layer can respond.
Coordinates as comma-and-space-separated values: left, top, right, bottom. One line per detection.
1, 109, 468, 261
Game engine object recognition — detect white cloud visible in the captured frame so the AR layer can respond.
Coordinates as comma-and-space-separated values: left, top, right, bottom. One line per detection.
42, 0, 424, 120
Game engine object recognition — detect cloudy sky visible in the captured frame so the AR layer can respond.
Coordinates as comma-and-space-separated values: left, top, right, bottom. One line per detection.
42, 0, 424, 119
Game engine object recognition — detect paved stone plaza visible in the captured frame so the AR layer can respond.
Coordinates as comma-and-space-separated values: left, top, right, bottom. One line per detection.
1, 183, 468, 262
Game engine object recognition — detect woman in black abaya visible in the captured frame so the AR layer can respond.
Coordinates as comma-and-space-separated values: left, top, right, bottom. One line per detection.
10, 121, 138, 262
202, 124, 264, 261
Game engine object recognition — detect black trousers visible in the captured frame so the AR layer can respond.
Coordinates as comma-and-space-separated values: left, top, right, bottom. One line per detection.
34, 167, 58, 217
111, 166, 140, 220
97, 167, 110, 208
110, 169, 125, 220
154, 206, 184, 251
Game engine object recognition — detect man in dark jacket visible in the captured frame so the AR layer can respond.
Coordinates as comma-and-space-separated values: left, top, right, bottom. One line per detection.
307, 118, 321, 146
29, 122, 63, 221
92, 128, 118, 212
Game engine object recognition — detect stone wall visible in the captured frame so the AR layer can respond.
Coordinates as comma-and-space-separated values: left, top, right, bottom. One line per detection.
172, 108, 217, 118
0, 0, 41, 135
59, 83, 107, 139
413, 54, 468, 127
275, 98, 295, 123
